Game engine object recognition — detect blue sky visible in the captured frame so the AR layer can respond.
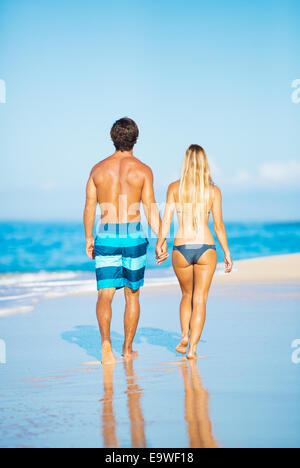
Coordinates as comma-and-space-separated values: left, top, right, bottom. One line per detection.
0, 0, 299, 221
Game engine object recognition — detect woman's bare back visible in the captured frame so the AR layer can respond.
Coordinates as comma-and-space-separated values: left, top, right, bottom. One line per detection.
169, 180, 216, 245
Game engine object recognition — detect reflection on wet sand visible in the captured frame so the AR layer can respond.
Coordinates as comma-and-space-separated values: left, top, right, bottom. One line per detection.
124, 360, 146, 448
100, 358, 217, 448
101, 363, 119, 448
101, 360, 146, 448
180, 360, 218, 448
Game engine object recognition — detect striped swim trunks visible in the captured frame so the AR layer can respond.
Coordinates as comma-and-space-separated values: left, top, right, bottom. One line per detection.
94, 222, 149, 291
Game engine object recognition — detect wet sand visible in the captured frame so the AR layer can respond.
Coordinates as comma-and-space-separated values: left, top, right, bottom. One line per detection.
0, 255, 300, 448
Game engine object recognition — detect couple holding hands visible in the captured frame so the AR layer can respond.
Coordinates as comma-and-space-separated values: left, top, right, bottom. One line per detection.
84, 118, 232, 364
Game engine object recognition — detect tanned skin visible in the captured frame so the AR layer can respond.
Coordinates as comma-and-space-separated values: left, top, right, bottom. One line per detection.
84, 149, 168, 364
156, 182, 232, 359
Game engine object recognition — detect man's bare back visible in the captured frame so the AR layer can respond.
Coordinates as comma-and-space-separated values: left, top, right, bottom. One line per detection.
89, 151, 156, 224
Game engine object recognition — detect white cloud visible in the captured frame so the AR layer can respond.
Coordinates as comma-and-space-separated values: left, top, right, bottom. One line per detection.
211, 160, 300, 189
156, 157, 300, 192
258, 160, 300, 183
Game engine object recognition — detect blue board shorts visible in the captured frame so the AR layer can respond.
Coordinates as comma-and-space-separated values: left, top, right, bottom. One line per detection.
94, 222, 149, 291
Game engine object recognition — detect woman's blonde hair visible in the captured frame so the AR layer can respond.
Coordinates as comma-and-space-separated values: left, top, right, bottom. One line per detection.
179, 144, 214, 231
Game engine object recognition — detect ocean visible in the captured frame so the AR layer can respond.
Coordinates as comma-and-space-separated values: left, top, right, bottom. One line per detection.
0, 220, 299, 315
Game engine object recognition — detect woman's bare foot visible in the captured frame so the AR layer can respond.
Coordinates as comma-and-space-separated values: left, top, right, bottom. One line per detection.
102, 342, 117, 365
122, 345, 138, 360
187, 344, 198, 360
176, 336, 189, 355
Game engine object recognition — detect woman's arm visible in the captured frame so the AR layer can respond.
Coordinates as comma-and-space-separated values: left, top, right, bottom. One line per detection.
211, 186, 233, 273
156, 183, 176, 265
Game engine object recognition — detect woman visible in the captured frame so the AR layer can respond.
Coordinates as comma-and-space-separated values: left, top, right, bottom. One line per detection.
156, 145, 233, 359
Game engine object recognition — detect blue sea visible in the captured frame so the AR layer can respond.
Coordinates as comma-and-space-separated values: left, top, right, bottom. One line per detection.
0, 220, 299, 315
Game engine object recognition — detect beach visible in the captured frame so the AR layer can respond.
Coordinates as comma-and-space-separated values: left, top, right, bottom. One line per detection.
1, 0, 299, 451
0, 253, 300, 448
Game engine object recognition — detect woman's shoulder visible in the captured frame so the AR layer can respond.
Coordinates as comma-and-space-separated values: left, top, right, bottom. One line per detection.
211, 184, 222, 199
167, 180, 180, 201
168, 180, 180, 191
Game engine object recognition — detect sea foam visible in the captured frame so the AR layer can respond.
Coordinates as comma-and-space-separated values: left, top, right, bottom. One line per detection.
0, 263, 234, 316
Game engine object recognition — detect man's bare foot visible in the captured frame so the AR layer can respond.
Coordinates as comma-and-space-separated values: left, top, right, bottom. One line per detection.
122, 346, 138, 360
187, 344, 198, 360
102, 342, 117, 365
176, 337, 189, 355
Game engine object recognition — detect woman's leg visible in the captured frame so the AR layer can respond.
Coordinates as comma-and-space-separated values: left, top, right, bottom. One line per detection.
188, 250, 217, 359
172, 250, 194, 354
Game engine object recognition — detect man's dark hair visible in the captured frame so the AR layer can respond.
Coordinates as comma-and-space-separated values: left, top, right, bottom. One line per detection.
110, 117, 139, 151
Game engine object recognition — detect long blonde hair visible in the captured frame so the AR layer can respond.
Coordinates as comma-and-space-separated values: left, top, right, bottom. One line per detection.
179, 144, 213, 231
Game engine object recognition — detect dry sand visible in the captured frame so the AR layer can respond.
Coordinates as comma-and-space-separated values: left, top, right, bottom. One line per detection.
213, 253, 300, 283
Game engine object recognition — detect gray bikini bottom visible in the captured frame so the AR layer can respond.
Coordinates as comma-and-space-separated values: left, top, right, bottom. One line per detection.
173, 244, 216, 265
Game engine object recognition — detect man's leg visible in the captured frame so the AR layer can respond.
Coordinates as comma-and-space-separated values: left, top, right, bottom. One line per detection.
97, 288, 117, 364
123, 287, 140, 359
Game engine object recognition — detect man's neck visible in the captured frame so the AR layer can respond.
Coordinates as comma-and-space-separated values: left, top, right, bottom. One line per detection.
114, 149, 134, 158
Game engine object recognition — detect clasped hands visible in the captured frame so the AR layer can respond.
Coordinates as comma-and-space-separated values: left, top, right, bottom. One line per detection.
156, 239, 169, 265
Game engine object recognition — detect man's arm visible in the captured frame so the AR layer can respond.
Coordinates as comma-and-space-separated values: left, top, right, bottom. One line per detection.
141, 166, 168, 263
141, 166, 161, 237
84, 172, 98, 259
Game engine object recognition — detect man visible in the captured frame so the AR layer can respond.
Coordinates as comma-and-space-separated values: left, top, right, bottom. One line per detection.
84, 118, 167, 364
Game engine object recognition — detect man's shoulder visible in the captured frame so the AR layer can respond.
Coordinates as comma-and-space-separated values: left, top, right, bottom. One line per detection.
89, 155, 113, 175
131, 157, 153, 177
90, 154, 153, 179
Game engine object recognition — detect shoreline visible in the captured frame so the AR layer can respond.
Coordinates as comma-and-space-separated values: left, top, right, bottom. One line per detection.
0, 253, 299, 318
